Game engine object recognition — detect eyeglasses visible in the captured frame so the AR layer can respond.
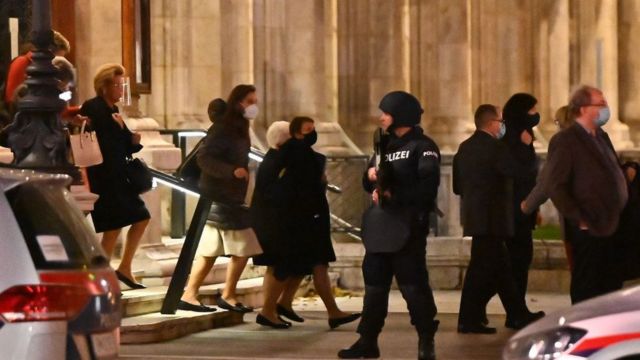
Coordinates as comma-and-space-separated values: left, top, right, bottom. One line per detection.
492, 119, 505, 124
583, 103, 607, 108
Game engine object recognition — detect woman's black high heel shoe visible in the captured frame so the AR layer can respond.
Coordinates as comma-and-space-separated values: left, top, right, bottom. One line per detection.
116, 270, 146, 290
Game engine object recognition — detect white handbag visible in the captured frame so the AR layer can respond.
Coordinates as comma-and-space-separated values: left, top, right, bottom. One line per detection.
69, 121, 103, 167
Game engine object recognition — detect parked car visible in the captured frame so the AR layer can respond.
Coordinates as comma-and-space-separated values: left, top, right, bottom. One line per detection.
0, 167, 121, 359
503, 286, 640, 360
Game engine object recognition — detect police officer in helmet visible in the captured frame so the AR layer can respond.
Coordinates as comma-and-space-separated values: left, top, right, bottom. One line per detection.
338, 91, 441, 360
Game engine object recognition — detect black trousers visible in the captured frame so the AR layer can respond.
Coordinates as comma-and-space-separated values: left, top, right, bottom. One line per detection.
505, 223, 534, 307
356, 230, 438, 338
566, 223, 622, 304
458, 236, 528, 326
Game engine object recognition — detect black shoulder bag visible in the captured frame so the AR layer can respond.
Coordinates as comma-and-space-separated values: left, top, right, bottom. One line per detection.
126, 157, 153, 194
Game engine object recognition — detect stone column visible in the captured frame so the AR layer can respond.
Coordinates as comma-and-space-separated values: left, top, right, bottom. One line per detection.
410, 0, 473, 152
470, 0, 535, 107
571, 0, 632, 149
253, 0, 333, 125
138, 1, 224, 129
74, 0, 122, 103
220, 0, 254, 92
533, 0, 571, 144
337, 0, 410, 151
618, 0, 640, 146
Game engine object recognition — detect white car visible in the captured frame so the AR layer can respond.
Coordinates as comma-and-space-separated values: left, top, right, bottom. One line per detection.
504, 286, 640, 360
0, 168, 121, 359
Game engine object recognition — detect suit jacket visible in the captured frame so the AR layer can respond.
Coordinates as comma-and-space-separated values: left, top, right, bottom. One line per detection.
545, 123, 627, 237
453, 131, 532, 237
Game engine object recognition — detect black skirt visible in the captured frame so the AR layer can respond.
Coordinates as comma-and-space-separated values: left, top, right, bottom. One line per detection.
90, 185, 150, 233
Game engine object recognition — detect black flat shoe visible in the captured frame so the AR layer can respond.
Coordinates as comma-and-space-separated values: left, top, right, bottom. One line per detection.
457, 323, 497, 334
235, 302, 254, 313
177, 300, 217, 313
279, 316, 292, 326
256, 314, 291, 329
277, 304, 305, 323
329, 313, 362, 329
216, 297, 253, 313
115, 270, 146, 290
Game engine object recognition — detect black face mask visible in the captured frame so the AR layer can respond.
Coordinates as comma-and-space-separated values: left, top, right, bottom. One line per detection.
303, 130, 318, 146
527, 113, 541, 128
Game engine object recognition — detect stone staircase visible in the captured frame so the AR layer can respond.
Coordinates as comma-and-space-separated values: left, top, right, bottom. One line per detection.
118, 237, 267, 344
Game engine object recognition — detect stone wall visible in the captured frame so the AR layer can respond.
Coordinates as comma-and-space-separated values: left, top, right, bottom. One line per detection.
69, 0, 640, 154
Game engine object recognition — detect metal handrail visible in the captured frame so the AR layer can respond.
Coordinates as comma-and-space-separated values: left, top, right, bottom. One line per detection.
150, 168, 358, 234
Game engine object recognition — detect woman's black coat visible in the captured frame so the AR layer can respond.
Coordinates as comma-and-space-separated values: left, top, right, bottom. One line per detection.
251, 139, 335, 279
502, 95, 539, 229
81, 96, 149, 233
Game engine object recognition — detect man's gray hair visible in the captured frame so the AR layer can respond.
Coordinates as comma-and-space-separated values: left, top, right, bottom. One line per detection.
568, 85, 601, 117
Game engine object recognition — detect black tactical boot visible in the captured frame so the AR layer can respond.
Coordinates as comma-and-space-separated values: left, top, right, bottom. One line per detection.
338, 336, 380, 359
418, 320, 439, 360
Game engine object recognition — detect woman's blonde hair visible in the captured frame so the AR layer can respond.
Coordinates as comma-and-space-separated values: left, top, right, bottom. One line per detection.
93, 63, 125, 97
554, 105, 575, 130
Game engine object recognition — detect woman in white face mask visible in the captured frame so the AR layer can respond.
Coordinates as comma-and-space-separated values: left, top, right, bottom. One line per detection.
179, 84, 264, 313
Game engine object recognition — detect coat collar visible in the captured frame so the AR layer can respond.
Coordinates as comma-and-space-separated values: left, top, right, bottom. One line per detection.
567, 123, 615, 170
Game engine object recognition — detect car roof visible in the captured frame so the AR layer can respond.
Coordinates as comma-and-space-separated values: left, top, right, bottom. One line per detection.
0, 167, 72, 192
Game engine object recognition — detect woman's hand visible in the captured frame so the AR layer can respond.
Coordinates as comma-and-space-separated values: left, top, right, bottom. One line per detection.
112, 113, 125, 129
131, 132, 141, 145
233, 168, 249, 180
521, 130, 533, 145
69, 115, 90, 128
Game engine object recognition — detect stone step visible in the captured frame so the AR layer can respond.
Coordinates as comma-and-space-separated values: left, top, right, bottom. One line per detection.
140, 262, 265, 287
136, 240, 265, 286
120, 309, 244, 344
121, 277, 265, 318
198, 277, 265, 309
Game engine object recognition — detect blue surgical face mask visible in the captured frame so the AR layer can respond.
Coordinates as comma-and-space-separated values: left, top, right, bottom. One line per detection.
596, 107, 610, 127
497, 122, 506, 139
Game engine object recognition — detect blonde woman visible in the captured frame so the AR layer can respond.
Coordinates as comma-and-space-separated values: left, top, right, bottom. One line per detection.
81, 64, 149, 289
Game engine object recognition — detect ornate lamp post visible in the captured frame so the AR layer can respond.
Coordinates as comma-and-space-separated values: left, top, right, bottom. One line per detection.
1, 0, 73, 172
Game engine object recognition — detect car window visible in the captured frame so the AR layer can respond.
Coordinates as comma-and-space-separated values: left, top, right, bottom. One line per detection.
5, 182, 107, 269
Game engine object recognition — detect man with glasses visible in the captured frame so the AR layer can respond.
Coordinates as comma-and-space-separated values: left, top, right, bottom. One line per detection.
453, 104, 544, 334
541, 85, 627, 304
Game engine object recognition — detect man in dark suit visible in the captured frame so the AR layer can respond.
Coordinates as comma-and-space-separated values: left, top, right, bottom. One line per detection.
453, 105, 544, 334
543, 85, 628, 304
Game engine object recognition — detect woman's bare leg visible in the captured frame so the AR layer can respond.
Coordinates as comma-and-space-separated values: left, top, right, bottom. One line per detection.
278, 276, 304, 310
116, 219, 149, 280
313, 264, 350, 318
222, 256, 249, 304
259, 267, 288, 324
181, 255, 217, 305
101, 229, 122, 259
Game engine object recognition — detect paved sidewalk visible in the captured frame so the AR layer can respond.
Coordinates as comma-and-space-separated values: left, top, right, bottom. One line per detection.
119, 291, 571, 360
